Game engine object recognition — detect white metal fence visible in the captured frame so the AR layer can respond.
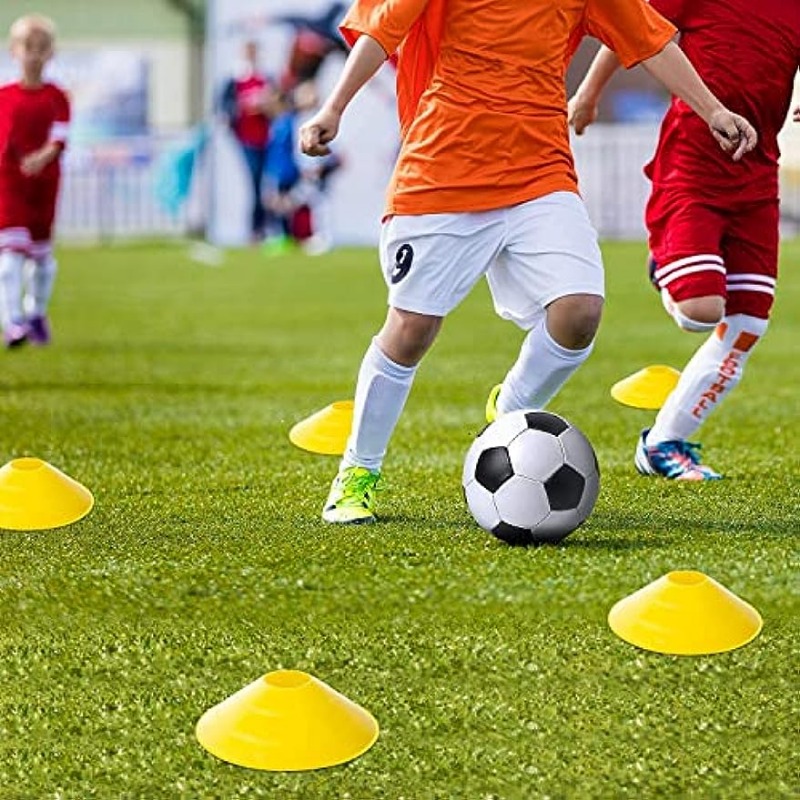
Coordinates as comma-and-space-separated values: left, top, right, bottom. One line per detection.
56, 126, 800, 243
58, 135, 195, 242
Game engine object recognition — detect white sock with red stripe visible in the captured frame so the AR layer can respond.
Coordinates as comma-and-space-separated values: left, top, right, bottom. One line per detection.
341, 338, 418, 472
497, 320, 593, 414
0, 250, 26, 328
647, 313, 768, 445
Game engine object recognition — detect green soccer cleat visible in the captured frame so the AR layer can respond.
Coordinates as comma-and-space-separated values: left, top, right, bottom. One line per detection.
485, 383, 502, 423
322, 466, 382, 524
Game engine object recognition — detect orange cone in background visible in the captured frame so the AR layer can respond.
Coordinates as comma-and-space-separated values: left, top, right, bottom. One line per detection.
608, 570, 763, 655
610, 365, 681, 409
0, 457, 94, 531
289, 400, 353, 455
196, 669, 379, 771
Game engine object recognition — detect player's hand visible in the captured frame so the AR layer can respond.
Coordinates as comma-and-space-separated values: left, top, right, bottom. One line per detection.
300, 107, 340, 157
708, 108, 757, 161
20, 150, 51, 176
567, 93, 598, 135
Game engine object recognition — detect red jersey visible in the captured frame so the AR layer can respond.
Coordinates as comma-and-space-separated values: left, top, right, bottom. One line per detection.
646, 0, 800, 201
231, 74, 271, 148
0, 81, 70, 183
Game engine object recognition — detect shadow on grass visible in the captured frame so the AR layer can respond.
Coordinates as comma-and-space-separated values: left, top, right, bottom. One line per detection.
380, 512, 670, 552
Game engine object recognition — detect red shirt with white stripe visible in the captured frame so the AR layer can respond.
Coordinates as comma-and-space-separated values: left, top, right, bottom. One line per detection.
0, 81, 70, 245
645, 0, 800, 202
0, 81, 70, 183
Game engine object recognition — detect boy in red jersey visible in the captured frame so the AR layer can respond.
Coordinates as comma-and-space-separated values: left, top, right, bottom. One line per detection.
0, 14, 70, 348
570, 0, 800, 480
300, 0, 757, 523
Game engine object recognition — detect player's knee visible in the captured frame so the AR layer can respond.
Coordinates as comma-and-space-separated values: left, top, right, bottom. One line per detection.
379, 308, 442, 365
546, 294, 603, 349
677, 296, 725, 324
672, 296, 725, 332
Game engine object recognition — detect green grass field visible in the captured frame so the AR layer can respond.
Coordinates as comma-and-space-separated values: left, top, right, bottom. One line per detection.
1, 240, 798, 799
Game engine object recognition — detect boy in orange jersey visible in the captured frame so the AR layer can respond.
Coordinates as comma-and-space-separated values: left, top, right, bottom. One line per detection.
0, 15, 70, 348
569, 0, 800, 480
300, 0, 757, 523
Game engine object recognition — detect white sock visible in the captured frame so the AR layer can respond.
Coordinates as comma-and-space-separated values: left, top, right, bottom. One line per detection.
341, 339, 418, 472
25, 252, 58, 318
497, 320, 594, 413
0, 250, 26, 328
647, 313, 768, 444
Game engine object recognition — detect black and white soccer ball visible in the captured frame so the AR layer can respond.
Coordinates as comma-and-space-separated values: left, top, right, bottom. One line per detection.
462, 410, 600, 545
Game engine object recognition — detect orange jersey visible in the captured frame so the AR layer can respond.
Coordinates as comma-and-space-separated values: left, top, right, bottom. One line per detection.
342, 0, 676, 216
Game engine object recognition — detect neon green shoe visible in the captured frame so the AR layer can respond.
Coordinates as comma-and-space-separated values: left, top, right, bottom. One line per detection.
485, 383, 502, 423
322, 466, 382, 524
262, 234, 297, 258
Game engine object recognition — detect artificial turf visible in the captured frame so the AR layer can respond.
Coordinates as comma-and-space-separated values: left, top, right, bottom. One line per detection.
0, 240, 797, 799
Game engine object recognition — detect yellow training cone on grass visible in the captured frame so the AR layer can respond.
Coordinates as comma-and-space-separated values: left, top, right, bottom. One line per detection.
289, 400, 353, 455
196, 669, 379, 771
610, 365, 681, 409
0, 457, 94, 531
608, 570, 762, 655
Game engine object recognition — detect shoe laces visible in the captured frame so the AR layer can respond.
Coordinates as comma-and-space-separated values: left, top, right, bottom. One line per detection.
651, 438, 706, 473
338, 468, 383, 504
674, 439, 703, 465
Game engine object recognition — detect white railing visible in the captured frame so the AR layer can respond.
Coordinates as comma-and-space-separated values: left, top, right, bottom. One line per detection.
58, 134, 196, 242
56, 127, 800, 243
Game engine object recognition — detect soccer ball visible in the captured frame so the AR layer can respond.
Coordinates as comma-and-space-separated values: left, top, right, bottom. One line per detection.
462, 410, 600, 545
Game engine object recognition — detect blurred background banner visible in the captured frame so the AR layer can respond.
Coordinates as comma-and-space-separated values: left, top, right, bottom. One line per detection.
0, 49, 149, 139
206, 0, 399, 247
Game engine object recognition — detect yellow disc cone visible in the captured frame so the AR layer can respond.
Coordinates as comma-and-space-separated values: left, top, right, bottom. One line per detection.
196, 669, 379, 771
289, 400, 353, 455
608, 571, 763, 655
610, 365, 681, 409
0, 457, 94, 531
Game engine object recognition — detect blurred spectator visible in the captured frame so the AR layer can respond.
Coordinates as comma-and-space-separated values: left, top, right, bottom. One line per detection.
219, 40, 273, 242
263, 82, 341, 256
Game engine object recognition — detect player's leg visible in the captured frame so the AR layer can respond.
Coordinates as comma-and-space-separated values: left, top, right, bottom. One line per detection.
647, 187, 727, 333
241, 143, 267, 241
637, 197, 773, 479
24, 241, 57, 345
486, 191, 604, 420
323, 211, 505, 523
0, 228, 32, 347
23, 190, 60, 344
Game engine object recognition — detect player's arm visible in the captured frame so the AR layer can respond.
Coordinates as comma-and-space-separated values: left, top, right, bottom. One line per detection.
569, 0, 688, 133
641, 41, 756, 160
300, 35, 387, 156
300, 0, 429, 156
568, 45, 621, 135
20, 89, 70, 176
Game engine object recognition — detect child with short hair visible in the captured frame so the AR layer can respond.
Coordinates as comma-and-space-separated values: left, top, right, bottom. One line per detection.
0, 14, 70, 348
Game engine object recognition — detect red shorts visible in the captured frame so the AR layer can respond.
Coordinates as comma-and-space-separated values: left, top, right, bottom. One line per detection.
646, 188, 779, 319
0, 175, 60, 251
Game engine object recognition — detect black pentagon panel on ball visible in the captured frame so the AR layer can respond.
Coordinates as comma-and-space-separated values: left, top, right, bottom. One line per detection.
492, 520, 534, 546
544, 464, 585, 511
474, 446, 514, 492
524, 411, 569, 437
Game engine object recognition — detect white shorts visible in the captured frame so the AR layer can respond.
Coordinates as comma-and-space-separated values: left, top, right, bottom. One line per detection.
379, 191, 604, 330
